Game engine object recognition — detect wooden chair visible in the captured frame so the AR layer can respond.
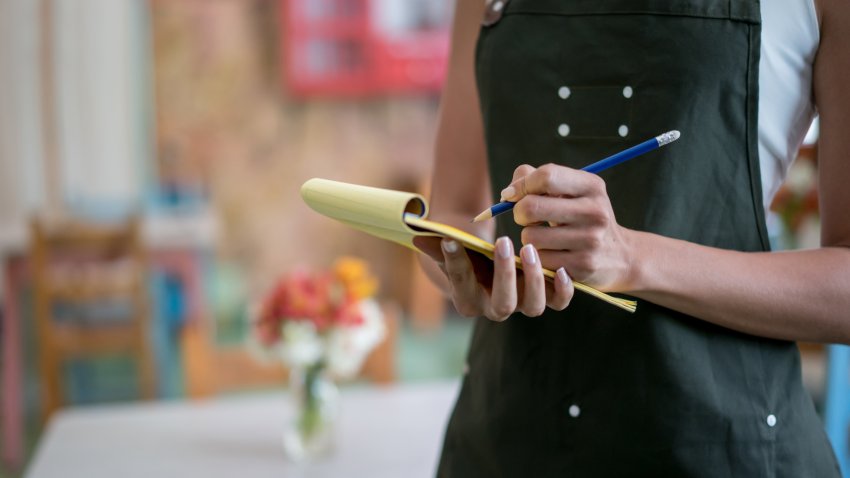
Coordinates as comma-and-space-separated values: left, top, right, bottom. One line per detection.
29, 217, 156, 421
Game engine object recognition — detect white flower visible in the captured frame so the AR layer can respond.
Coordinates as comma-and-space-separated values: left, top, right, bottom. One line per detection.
326, 299, 386, 379
279, 321, 324, 367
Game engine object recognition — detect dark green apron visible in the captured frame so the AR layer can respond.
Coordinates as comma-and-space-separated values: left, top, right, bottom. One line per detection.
437, 1, 840, 476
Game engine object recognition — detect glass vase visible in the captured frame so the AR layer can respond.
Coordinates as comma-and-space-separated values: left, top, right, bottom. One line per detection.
283, 362, 339, 462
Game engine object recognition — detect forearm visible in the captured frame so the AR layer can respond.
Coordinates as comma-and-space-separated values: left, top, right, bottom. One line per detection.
625, 0, 850, 344
419, 1, 491, 294
626, 230, 850, 343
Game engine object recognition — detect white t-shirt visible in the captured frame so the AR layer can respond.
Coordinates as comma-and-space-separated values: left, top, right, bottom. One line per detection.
758, 0, 820, 211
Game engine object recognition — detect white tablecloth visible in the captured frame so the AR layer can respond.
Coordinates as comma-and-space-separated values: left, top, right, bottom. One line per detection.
26, 381, 460, 478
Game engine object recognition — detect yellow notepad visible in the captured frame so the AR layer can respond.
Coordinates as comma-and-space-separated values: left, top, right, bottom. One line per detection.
301, 178, 636, 313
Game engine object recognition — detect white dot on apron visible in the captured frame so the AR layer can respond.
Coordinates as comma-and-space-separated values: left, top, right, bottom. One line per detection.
492, 0, 505, 12
618, 125, 629, 137
568, 404, 581, 418
558, 124, 570, 137
558, 86, 571, 99
623, 86, 633, 98
766, 414, 777, 427
463, 363, 470, 375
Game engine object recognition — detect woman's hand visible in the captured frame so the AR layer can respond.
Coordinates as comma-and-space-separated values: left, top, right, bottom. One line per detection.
502, 163, 637, 292
414, 235, 574, 321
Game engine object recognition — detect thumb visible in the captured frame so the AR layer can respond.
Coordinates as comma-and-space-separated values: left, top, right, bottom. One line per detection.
413, 236, 444, 262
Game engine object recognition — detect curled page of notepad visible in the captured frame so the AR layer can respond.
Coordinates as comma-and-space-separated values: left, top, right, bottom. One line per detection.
300, 178, 427, 250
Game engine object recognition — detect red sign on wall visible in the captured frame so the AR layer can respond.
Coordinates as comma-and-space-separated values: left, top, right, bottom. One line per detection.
280, 0, 451, 98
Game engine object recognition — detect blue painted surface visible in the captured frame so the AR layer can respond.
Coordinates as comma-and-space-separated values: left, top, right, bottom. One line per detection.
825, 344, 850, 477
149, 266, 191, 398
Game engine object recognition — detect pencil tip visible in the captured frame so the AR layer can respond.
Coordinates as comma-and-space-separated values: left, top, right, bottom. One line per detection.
471, 210, 489, 223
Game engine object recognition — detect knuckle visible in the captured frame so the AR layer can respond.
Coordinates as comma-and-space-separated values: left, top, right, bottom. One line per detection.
520, 227, 535, 246
491, 304, 514, 320
537, 165, 557, 190
549, 300, 568, 311
527, 196, 542, 219
584, 255, 599, 274
448, 270, 467, 285
454, 300, 479, 318
514, 198, 538, 224
571, 255, 595, 279
557, 297, 574, 311
585, 205, 609, 227
588, 174, 606, 194
585, 230, 604, 250
539, 163, 557, 173
514, 164, 534, 178
552, 288, 575, 311
522, 305, 545, 317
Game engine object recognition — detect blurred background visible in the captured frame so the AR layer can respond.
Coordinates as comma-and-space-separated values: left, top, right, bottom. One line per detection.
0, 0, 839, 477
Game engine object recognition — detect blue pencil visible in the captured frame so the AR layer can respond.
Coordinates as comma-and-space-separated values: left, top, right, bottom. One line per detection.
472, 130, 680, 222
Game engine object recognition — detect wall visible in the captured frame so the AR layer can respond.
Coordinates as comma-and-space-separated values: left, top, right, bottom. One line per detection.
150, 1, 442, 303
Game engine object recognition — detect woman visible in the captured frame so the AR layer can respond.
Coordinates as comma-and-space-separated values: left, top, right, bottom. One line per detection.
416, 0, 850, 475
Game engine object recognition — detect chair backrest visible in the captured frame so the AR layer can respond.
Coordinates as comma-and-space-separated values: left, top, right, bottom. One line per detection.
31, 216, 144, 265
29, 216, 155, 420
30, 216, 149, 325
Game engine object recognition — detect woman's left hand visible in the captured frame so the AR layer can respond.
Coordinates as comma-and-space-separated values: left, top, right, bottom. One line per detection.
501, 163, 637, 292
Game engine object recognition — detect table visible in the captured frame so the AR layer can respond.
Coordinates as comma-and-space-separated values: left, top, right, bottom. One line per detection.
25, 381, 460, 478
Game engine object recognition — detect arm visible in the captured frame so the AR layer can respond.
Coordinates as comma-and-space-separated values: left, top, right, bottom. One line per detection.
416, 2, 573, 318
418, 0, 493, 293
505, 0, 850, 343
629, 0, 850, 343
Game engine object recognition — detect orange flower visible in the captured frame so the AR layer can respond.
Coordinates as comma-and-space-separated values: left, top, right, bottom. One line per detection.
333, 257, 378, 301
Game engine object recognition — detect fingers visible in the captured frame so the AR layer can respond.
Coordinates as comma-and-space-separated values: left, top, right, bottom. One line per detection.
412, 236, 444, 263
546, 267, 574, 311
521, 224, 606, 251
502, 163, 605, 201
485, 237, 517, 321
513, 196, 609, 227
511, 164, 536, 183
518, 244, 546, 317
441, 236, 571, 322
501, 164, 536, 201
536, 249, 599, 283
441, 239, 484, 317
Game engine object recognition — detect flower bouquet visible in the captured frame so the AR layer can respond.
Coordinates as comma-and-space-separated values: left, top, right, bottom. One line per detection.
253, 257, 386, 461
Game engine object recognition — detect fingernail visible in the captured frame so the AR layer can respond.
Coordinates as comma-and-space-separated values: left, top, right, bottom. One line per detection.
557, 267, 570, 284
500, 186, 516, 201
496, 237, 512, 259
442, 239, 459, 254
521, 244, 538, 265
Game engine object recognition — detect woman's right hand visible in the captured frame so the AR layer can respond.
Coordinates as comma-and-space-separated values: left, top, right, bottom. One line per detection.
414, 235, 574, 321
